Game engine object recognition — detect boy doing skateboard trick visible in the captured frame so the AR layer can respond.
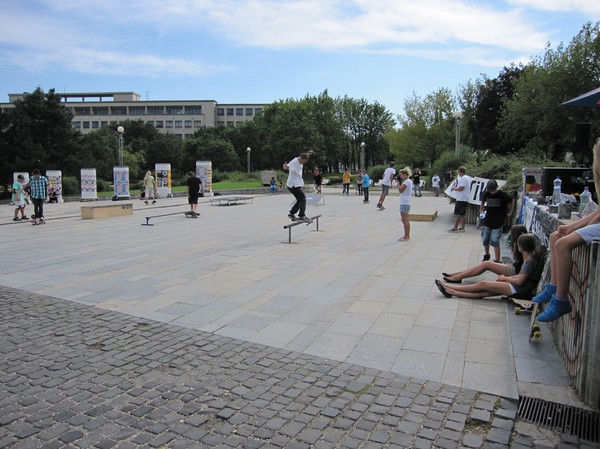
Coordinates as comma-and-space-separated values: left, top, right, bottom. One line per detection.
283, 150, 313, 223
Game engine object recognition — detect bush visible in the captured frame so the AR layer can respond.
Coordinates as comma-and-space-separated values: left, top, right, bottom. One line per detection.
96, 179, 111, 193
61, 176, 80, 195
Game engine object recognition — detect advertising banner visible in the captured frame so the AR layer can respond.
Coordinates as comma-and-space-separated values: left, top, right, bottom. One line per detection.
113, 166, 130, 199
81, 168, 98, 200
444, 176, 506, 205
196, 161, 213, 196
155, 163, 171, 198
46, 170, 63, 203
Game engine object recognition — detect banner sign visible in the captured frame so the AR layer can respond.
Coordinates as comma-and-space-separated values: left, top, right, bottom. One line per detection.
46, 170, 63, 203
155, 163, 171, 198
444, 176, 507, 205
81, 168, 97, 200
113, 166, 130, 198
196, 161, 213, 196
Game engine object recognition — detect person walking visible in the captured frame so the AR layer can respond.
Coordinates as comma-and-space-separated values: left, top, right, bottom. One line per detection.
397, 168, 413, 241
376, 161, 396, 210
186, 171, 203, 217
448, 166, 471, 232
314, 169, 323, 194
362, 170, 371, 204
283, 150, 313, 223
356, 170, 363, 196
479, 180, 512, 262
143, 170, 157, 205
342, 168, 351, 195
11, 175, 28, 221
24, 169, 49, 225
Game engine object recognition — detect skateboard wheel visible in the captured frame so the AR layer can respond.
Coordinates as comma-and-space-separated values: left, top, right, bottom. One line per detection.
532, 325, 540, 332
532, 331, 542, 341
514, 307, 521, 315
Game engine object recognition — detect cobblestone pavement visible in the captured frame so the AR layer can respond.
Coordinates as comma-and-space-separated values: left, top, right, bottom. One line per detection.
2, 287, 598, 449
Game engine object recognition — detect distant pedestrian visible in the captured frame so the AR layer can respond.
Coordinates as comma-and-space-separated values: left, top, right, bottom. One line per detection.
269, 177, 277, 193
314, 169, 323, 194
448, 166, 471, 232
362, 170, 371, 204
283, 150, 314, 223
413, 168, 422, 197
143, 170, 157, 205
342, 168, 351, 195
186, 171, 202, 216
11, 175, 28, 221
356, 170, 364, 195
24, 169, 49, 224
431, 173, 441, 197
397, 168, 413, 241
376, 161, 396, 210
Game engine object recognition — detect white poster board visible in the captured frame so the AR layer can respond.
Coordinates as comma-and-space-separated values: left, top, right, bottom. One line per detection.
196, 161, 213, 196
81, 168, 98, 200
113, 166, 130, 199
444, 176, 507, 205
155, 163, 171, 198
46, 170, 63, 203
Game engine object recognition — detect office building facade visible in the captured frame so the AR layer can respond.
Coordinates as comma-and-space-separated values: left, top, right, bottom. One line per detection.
1, 91, 265, 139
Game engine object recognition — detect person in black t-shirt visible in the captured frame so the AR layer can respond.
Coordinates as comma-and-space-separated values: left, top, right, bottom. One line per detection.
186, 171, 202, 217
479, 180, 511, 262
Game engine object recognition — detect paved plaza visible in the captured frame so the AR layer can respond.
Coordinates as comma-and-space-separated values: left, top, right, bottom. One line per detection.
0, 189, 596, 448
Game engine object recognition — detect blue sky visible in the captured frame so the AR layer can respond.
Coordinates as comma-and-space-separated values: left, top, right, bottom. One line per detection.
1, 0, 598, 117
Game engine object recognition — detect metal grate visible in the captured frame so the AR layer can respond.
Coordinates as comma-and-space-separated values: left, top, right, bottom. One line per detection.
518, 396, 600, 443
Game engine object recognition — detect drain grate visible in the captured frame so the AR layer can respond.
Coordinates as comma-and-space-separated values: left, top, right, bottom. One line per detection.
518, 396, 600, 443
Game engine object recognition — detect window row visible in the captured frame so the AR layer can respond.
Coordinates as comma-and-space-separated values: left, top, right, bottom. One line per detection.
216, 107, 262, 117
72, 120, 203, 129
71, 106, 204, 116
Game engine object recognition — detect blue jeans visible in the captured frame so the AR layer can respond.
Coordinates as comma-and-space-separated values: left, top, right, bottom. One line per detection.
481, 226, 503, 247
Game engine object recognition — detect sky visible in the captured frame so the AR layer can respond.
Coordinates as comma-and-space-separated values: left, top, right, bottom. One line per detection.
1, 0, 599, 117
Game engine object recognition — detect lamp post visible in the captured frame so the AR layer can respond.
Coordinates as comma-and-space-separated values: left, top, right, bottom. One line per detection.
360, 142, 365, 169
246, 147, 251, 173
116, 126, 124, 166
453, 111, 462, 160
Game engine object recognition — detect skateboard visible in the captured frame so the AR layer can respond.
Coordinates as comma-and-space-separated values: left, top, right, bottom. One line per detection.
289, 216, 313, 225
31, 215, 46, 225
511, 298, 542, 342
184, 211, 200, 218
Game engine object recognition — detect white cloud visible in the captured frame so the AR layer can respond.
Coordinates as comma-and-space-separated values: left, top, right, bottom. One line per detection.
507, 0, 600, 16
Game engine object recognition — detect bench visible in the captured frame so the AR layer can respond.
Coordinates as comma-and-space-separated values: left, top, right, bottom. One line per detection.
283, 215, 322, 243
81, 202, 133, 219
209, 196, 254, 206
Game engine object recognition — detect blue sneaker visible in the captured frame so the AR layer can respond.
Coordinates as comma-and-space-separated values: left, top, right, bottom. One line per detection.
537, 295, 572, 322
532, 283, 556, 304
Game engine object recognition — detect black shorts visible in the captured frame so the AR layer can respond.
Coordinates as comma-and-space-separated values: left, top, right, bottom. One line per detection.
454, 201, 468, 216
188, 194, 199, 205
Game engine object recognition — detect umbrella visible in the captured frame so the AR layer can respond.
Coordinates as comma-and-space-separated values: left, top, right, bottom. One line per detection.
561, 86, 600, 108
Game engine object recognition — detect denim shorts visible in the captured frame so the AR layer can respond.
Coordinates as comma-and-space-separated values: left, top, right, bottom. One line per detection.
575, 223, 600, 243
481, 226, 503, 247
381, 184, 390, 195
399, 204, 411, 214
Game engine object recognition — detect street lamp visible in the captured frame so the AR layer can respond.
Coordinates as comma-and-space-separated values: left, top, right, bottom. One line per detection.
116, 126, 124, 166
360, 142, 365, 169
246, 147, 251, 173
454, 111, 462, 160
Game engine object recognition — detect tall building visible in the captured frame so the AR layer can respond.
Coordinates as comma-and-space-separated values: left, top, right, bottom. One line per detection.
0, 91, 265, 138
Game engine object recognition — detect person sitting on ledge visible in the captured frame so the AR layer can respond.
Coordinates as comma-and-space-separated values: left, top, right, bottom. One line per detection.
533, 138, 600, 322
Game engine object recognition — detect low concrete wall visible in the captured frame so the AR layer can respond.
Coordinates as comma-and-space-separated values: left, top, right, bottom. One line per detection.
521, 196, 600, 409
81, 203, 133, 219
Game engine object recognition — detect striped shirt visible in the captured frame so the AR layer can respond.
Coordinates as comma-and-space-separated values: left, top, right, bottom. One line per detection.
29, 176, 49, 199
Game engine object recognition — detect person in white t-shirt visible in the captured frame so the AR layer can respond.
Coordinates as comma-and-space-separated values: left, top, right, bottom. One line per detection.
283, 150, 313, 223
377, 161, 396, 210
448, 166, 471, 232
397, 167, 413, 241
431, 173, 441, 197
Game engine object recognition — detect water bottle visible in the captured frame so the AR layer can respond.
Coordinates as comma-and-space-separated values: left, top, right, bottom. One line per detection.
552, 176, 562, 205
579, 186, 591, 213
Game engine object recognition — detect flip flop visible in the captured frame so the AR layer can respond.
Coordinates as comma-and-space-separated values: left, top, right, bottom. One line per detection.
443, 277, 462, 284
435, 279, 452, 298
442, 272, 451, 278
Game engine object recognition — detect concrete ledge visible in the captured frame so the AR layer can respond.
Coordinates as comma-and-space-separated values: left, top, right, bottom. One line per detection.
81, 203, 133, 219
409, 210, 438, 221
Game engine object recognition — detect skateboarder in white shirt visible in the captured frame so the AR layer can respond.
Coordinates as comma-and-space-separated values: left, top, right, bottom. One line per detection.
283, 150, 313, 223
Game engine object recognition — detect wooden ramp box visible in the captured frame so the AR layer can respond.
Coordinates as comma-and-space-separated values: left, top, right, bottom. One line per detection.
81, 203, 133, 219
409, 210, 438, 222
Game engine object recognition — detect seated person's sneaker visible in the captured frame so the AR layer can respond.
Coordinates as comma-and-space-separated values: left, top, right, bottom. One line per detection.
537, 295, 572, 322
532, 284, 556, 303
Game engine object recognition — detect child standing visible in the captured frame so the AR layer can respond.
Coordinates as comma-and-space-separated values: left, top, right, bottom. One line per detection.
362, 170, 371, 204
12, 175, 28, 221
